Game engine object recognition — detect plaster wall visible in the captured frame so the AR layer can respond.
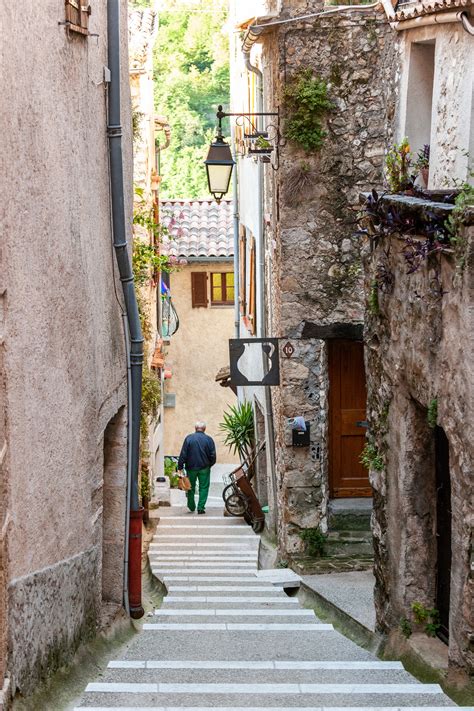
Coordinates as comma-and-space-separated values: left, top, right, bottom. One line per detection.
398, 23, 474, 187
163, 263, 238, 462
0, 2, 132, 695
365, 225, 474, 672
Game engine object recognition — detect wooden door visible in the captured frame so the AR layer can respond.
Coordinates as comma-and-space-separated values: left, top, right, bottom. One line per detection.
435, 426, 451, 643
328, 340, 371, 498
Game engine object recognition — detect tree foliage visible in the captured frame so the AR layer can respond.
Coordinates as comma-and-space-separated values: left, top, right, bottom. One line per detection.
153, 0, 229, 198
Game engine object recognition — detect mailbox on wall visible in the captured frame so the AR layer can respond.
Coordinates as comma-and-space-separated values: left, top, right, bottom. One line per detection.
292, 421, 310, 447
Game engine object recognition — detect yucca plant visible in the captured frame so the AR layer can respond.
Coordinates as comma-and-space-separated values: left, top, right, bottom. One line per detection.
219, 401, 255, 465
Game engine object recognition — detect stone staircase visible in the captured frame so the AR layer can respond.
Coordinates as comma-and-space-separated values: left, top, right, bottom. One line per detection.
73, 497, 461, 710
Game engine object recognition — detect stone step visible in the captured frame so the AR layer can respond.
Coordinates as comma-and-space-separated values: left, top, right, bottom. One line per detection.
325, 530, 374, 557
98, 664, 420, 685
328, 498, 372, 531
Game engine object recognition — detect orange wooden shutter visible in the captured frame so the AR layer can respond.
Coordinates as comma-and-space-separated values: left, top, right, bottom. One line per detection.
248, 240, 256, 334
191, 272, 208, 308
239, 226, 246, 314
65, 0, 91, 35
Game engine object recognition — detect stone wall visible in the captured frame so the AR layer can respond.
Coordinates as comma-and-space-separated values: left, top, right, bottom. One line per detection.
363, 220, 473, 672
259, 0, 398, 556
0, 2, 132, 698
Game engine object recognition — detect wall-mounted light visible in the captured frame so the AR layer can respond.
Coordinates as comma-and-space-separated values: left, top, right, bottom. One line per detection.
204, 105, 279, 203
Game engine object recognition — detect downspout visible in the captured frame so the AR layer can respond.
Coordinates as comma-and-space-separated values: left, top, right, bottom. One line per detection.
243, 43, 278, 534
107, 0, 145, 619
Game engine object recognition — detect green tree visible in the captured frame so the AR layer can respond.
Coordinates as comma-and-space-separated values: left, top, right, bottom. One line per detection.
153, 0, 229, 199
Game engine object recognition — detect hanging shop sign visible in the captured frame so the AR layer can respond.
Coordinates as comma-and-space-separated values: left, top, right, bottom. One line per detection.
229, 338, 280, 386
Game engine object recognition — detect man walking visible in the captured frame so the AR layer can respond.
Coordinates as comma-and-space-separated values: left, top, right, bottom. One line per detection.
177, 421, 216, 514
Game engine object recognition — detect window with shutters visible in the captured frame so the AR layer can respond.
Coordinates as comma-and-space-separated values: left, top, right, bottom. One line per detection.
65, 0, 91, 36
211, 273, 234, 306
245, 238, 256, 335
191, 272, 208, 308
239, 226, 246, 315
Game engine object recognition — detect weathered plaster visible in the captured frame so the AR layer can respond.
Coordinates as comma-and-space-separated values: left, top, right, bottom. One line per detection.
397, 23, 474, 188
0, 1, 132, 698
163, 263, 238, 461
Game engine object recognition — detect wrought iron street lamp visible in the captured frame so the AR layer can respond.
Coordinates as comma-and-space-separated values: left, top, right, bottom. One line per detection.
204, 105, 279, 203
204, 117, 235, 204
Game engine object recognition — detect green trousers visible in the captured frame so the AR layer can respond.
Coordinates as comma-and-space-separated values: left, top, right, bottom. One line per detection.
186, 467, 211, 512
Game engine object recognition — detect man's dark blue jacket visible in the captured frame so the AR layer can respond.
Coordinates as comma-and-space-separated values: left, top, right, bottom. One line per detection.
178, 431, 216, 471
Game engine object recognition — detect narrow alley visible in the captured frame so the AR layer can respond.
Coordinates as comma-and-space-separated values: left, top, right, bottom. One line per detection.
74, 469, 460, 710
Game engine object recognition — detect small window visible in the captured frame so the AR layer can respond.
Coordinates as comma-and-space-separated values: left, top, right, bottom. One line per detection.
65, 0, 91, 36
211, 272, 234, 306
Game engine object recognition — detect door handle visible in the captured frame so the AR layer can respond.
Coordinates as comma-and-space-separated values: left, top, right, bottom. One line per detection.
356, 420, 368, 428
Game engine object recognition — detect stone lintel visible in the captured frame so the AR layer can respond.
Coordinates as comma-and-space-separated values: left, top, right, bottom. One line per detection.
301, 322, 363, 341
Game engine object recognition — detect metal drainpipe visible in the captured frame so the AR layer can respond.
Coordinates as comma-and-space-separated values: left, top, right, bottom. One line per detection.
107, 0, 144, 619
243, 48, 278, 535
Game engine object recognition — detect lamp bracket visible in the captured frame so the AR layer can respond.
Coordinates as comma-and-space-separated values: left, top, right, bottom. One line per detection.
216, 105, 280, 170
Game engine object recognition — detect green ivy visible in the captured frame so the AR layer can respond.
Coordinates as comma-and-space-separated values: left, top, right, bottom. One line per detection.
427, 398, 438, 429
140, 367, 161, 440
299, 527, 327, 557
399, 617, 412, 639
411, 601, 441, 637
447, 175, 474, 247
360, 442, 383, 472
283, 70, 333, 152
368, 280, 380, 316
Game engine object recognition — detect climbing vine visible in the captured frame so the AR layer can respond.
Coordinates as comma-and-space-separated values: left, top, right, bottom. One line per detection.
283, 70, 333, 152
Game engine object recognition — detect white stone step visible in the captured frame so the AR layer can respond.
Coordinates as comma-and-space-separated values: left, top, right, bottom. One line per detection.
153, 608, 315, 617
142, 623, 333, 631
107, 659, 404, 670
84, 681, 442, 694
165, 596, 299, 603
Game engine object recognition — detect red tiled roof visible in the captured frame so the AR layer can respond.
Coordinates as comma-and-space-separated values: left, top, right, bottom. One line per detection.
160, 199, 234, 259
394, 0, 472, 21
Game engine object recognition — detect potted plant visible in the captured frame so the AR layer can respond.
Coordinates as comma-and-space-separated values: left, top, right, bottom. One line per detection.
219, 401, 255, 474
248, 134, 273, 159
414, 144, 430, 187
385, 137, 412, 192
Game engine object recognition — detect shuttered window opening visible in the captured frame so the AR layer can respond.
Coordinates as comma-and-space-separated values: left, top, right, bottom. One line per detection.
65, 0, 91, 36
211, 272, 234, 305
191, 272, 208, 308
248, 238, 256, 335
239, 226, 246, 315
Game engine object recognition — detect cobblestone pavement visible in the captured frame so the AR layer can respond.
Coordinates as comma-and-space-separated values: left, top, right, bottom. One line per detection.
74, 472, 464, 711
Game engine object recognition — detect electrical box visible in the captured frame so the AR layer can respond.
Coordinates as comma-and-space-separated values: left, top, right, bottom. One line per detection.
292, 421, 310, 447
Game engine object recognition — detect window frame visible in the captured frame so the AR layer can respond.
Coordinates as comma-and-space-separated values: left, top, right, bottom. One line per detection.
210, 272, 234, 306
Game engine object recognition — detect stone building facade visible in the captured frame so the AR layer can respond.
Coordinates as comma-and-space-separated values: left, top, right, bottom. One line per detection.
230, 0, 397, 557
362, 0, 474, 675
0, 2, 133, 703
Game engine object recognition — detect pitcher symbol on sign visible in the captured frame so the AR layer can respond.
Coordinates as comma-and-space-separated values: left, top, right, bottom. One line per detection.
236, 341, 275, 384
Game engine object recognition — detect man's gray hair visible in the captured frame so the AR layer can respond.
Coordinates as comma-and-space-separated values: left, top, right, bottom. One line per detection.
195, 421, 206, 431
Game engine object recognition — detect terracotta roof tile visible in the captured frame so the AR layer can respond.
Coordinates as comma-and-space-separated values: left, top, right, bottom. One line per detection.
128, 8, 158, 71
160, 199, 234, 259
394, 0, 472, 21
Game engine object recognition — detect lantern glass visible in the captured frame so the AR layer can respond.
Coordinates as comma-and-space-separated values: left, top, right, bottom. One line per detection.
204, 139, 235, 202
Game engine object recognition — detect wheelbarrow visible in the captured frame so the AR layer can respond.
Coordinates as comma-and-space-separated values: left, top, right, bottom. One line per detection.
222, 444, 266, 533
